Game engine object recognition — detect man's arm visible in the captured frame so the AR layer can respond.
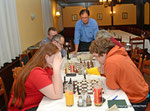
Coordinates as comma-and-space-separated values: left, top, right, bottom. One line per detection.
93, 20, 99, 39
105, 62, 120, 89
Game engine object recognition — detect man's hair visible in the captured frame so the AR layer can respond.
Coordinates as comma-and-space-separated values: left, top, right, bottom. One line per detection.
51, 34, 64, 42
95, 30, 111, 39
79, 9, 90, 16
48, 27, 57, 35
89, 37, 115, 56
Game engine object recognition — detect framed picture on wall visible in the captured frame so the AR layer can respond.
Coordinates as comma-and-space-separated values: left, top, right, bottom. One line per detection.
122, 12, 128, 19
97, 13, 103, 20
72, 14, 78, 21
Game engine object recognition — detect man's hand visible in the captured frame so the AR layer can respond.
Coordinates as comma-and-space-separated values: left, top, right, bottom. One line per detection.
70, 50, 77, 55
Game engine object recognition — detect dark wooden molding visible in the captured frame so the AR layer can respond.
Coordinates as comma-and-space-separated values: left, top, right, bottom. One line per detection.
57, 0, 137, 7
136, 0, 144, 30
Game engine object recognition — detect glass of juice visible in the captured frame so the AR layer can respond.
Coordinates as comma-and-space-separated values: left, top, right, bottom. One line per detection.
65, 83, 74, 106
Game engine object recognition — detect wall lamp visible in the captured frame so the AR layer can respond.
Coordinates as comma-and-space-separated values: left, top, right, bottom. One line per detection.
110, 11, 116, 16
56, 11, 60, 17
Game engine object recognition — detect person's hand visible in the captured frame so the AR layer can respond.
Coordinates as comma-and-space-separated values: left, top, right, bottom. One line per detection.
98, 64, 104, 74
70, 50, 77, 55
48, 52, 64, 70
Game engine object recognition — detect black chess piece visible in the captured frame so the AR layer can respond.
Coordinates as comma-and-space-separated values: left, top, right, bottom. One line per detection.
68, 78, 72, 84
84, 74, 86, 80
73, 81, 76, 94
77, 85, 81, 95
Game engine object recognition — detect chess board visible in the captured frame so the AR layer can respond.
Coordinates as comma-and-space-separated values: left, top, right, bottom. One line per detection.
64, 79, 104, 95
73, 79, 98, 95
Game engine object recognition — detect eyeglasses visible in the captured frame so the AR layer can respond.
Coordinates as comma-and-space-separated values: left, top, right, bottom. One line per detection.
81, 17, 89, 20
55, 40, 64, 47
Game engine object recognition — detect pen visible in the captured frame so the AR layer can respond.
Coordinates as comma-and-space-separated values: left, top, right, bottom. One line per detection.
112, 95, 118, 100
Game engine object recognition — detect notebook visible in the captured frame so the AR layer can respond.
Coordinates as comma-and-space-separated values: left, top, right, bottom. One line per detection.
108, 99, 128, 108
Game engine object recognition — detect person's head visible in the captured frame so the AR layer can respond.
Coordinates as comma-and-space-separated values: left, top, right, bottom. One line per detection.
89, 37, 115, 65
79, 9, 90, 25
95, 30, 111, 39
11, 43, 59, 108
51, 34, 65, 50
48, 27, 57, 40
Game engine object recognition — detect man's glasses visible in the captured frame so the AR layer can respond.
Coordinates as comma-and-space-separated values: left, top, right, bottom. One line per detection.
81, 17, 89, 20
55, 40, 64, 47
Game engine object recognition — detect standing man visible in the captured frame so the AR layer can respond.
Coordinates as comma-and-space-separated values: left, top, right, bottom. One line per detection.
71, 9, 99, 54
40, 27, 57, 46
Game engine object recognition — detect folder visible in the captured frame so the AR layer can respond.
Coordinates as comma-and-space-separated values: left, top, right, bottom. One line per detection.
108, 100, 128, 108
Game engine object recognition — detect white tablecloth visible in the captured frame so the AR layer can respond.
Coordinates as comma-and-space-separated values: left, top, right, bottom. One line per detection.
37, 75, 134, 111
37, 53, 134, 111
110, 30, 150, 53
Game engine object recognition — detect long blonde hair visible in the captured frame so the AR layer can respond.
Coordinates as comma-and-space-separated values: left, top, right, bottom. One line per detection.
11, 43, 59, 108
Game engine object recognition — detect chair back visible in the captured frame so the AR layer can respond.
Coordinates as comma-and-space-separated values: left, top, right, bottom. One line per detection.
19, 51, 29, 66
142, 58, 150, 75
12, 66, 24, 80
131, 47, 143, 70
142, 57, 150, 94
115, 36, 122, 42
129, 36, 145, 54
30, 49, 38, 57
0, 77, 8, 110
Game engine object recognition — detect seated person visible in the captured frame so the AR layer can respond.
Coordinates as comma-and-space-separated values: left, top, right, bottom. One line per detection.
89, 37, 149, 111
51, 34, 67, 58
8, 43, 63, 111
40, 27, 57, 46
95, 29, 123, 47
89, 29, 123, 75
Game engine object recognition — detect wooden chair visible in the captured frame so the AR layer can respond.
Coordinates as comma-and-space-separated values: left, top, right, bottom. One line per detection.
30, 49, 38, 57
146, 103, 150, 111
115, 36, 122, 42
142, 57, 150, 76
142, 57, 150, 102
19, 50, 29, 66
131, 47, 143, 70
0, 77, 8, 111
129, 36, 145, 55
12, 66, 24, 80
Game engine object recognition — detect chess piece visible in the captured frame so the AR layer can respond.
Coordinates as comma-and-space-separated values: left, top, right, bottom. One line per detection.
77, 85, 81, 95
69, 78, 72, 84
84, 61, 86, 67
87, 61, 90, 69
80, 58, 82, 63
70, 61, 73, 73
73, 81, 76, 94
90, 60, 94, 67
84, 74, 86, 80
73, 63, 75, 72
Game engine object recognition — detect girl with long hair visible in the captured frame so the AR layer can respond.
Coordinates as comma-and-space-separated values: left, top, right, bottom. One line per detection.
8, 43, 63, 111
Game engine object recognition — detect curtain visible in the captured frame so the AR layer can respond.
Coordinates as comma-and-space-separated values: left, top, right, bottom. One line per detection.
41, 0, 53, 37
0, 0, 22, 68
